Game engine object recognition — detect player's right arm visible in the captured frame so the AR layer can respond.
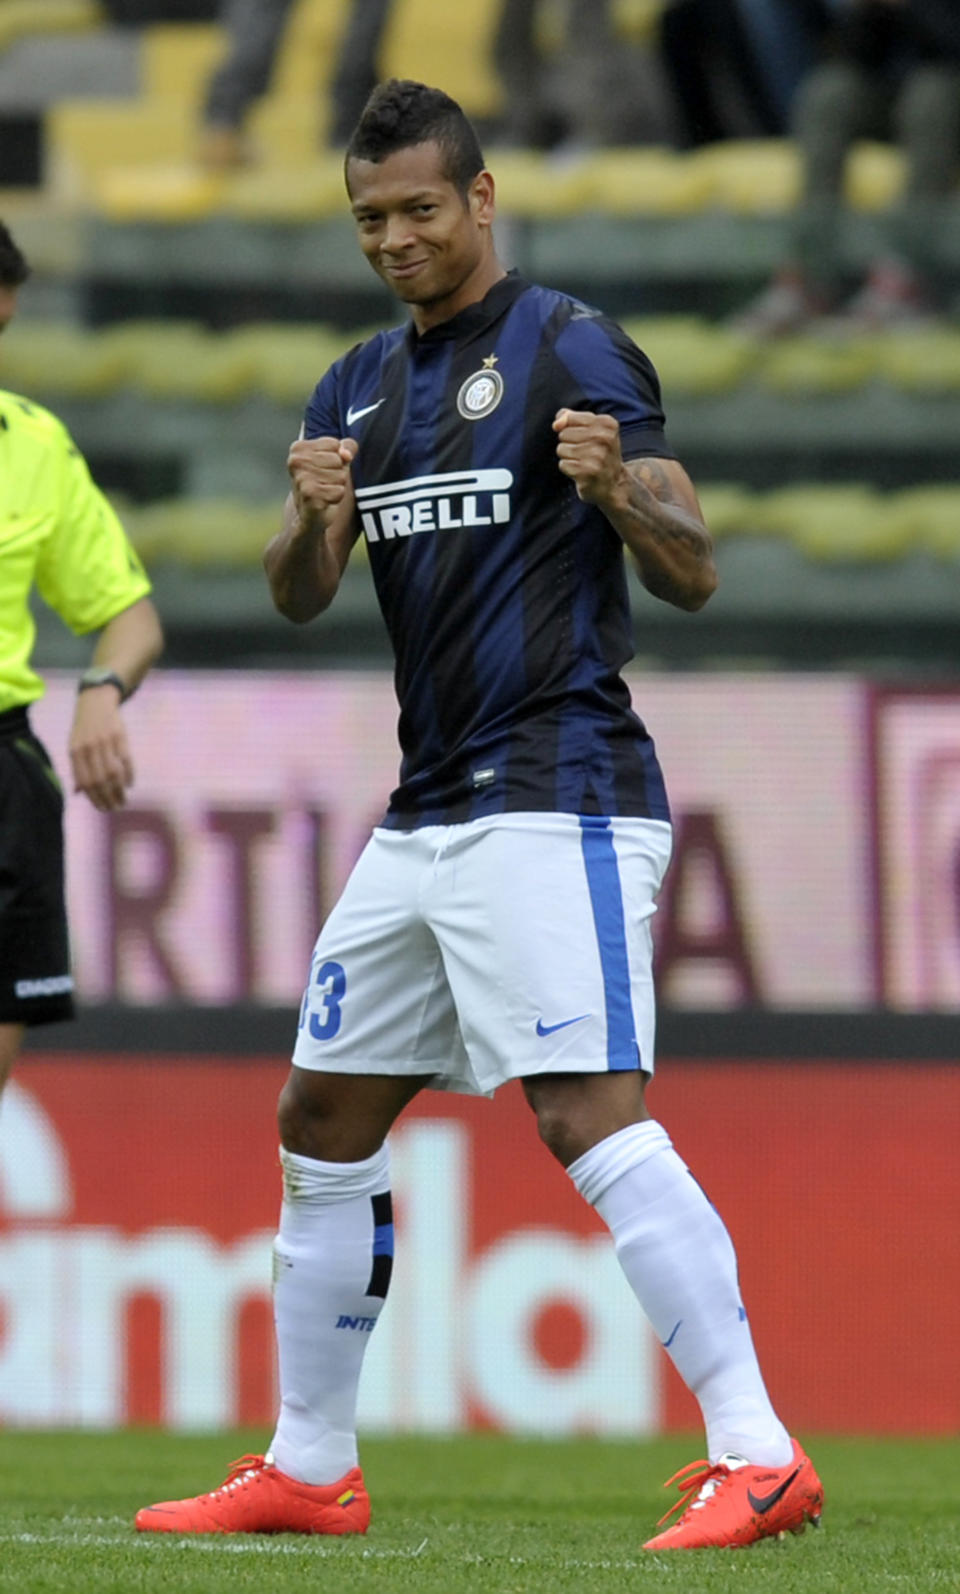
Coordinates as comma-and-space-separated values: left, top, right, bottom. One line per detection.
264, 435, 360, 622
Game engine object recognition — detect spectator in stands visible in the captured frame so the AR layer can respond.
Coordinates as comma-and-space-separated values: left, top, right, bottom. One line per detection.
198, 0, 391, 168
733, 0, 960, 334
657, 0, 820, 147
492, 0, 670, 149
0, 222, 163, 1099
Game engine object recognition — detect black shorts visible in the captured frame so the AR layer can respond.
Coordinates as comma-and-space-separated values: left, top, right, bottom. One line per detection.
0, 706, 75, 1026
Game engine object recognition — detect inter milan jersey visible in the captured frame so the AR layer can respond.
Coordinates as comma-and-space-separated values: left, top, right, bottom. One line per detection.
303, 272, 675, 829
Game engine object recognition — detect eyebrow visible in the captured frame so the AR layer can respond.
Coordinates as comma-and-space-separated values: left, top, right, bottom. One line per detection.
352, 189, 440, 214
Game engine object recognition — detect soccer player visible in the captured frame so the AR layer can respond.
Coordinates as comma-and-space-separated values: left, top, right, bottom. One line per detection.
0, 222, 163, 1096
135, 82, 823, 1551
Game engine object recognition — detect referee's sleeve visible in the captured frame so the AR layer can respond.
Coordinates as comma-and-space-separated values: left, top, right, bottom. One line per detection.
34, 421, 152, 635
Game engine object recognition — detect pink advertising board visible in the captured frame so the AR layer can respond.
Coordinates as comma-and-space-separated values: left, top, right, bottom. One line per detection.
28, 669, 954, 1009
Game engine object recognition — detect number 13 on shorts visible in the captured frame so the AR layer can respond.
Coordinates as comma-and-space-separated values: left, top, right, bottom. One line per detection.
298, 957, 347, 1042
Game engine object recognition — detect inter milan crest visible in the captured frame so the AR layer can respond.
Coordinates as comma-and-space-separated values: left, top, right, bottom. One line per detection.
456, 353, 504, 420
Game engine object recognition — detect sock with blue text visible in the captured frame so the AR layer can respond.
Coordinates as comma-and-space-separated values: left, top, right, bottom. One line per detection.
568, 1121, 792, 1465
269, 1144, 393, 1484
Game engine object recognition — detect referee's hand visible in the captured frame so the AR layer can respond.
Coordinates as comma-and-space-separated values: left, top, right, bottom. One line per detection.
69, 690, 135, 811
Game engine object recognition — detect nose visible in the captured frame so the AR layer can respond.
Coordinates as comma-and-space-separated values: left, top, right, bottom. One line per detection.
380, 213, 416, 255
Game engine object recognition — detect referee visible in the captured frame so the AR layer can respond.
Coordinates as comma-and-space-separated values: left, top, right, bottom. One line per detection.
0, 221, 163, 1095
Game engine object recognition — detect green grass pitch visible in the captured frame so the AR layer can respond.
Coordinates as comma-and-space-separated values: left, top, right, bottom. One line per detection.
0, 1431, 956, 1593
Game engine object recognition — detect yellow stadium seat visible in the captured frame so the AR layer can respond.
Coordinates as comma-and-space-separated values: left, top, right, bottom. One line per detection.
95, 164, 226, 222
46, 100, 195, 202
888, 487, 960, 560
757, 336, 878, 393
126, 499, 277, 568
271, 0, 353, 99
380, 0, 503, 119
223, 154, 345, 221
692, 140, 801, 213
0, 0, 101, 52
758, 485, 913, 562
140, 23, 225, 103
91, 322, 217, 400
621, 316, 758, 393
0, 319, 131, 397
488, 149, 594, 218
226, 323, 368, 405
872, 328, 960, 392
611, 0, 668, 43
694, 484, 758, 540
578, 148, 713, 217
845, 142, 905, 209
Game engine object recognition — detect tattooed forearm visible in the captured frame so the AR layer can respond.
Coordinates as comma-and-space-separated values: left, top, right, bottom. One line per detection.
602, 459, 718, 611
631, 456, 679, 505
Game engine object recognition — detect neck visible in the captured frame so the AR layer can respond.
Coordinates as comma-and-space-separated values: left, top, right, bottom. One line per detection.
411, 255, 508, 334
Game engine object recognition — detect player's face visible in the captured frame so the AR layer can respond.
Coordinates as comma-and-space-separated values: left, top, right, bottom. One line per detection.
0, 286, 18, 338
347, 141, 498, 330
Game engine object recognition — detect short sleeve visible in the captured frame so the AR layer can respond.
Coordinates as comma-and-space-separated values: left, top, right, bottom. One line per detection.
34, 422, 151, 635
554, 311, 675, 461
302, 365, 342, 441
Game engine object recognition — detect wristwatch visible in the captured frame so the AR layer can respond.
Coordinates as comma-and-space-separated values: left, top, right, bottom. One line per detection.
77, 666, 129, 702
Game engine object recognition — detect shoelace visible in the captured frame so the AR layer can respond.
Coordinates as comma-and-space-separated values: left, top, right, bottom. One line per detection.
655, 1459, 729, 1527
207, 1454, 268, 1497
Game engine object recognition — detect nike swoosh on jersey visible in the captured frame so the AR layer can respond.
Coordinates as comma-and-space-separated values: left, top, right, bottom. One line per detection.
535, 1014, 590, 1037
346, 398, 386, 425
746, 1467, 802, 1514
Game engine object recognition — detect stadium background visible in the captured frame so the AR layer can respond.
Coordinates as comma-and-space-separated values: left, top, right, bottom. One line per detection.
1, 0, 958, 1443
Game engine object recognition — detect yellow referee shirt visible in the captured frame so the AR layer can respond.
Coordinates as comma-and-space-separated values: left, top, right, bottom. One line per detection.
0, 389, 151, 713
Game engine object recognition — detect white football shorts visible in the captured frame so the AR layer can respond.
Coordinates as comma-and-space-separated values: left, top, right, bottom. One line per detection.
292, 811, 673, 1096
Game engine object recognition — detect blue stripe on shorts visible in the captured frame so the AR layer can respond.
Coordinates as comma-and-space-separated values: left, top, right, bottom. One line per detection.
579, 816, 639, 1071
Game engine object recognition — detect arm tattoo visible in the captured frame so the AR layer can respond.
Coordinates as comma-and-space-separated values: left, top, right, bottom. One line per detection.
631, 457, 677, 505
617, 462, 716, 609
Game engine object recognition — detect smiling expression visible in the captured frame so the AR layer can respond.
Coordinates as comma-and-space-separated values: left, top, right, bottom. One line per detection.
346, 140, 503, 332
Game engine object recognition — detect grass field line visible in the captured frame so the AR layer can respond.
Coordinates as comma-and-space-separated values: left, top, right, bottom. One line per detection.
0, 1526, 824, 1575
0, 1527, 432, 1560
0, 1525, 714, 1572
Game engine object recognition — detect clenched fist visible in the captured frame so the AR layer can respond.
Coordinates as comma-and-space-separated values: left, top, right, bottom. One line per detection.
553, 409, 626, 506
287, 435, 359, 531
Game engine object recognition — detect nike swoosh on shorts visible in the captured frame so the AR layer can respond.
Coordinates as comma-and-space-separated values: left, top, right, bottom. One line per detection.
535, 1015, 590, 1037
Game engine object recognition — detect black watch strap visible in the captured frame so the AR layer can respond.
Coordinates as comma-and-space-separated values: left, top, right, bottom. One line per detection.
77, 667, 128, 702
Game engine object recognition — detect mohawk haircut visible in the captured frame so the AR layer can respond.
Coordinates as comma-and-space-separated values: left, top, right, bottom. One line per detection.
0, 220, 30, 288
345, 79, 485, 198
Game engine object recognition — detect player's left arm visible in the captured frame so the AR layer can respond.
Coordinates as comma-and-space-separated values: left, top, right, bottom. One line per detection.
68, 596, 164, 812
553, 408, 717, 611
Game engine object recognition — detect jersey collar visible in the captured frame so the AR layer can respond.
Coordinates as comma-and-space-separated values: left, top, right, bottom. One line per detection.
407, 270, 527, 346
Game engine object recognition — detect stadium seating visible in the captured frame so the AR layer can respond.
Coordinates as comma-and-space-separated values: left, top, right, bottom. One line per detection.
35, 0, 908, 222
101, 485, 960, 573
3, 0, 957, 666
0, 0, 102, 54
8, 314, 960, 404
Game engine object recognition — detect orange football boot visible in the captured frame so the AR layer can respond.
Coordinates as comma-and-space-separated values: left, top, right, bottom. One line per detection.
134, 1453, 370, 1536
643, 1438, 823, 1550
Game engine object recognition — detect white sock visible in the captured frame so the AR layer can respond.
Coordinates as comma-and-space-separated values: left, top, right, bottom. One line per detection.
269, 1144, 393, 1484
568, 1121, 792, 1466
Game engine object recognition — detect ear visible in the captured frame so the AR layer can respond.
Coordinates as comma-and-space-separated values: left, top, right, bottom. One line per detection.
469, 169, 496, 226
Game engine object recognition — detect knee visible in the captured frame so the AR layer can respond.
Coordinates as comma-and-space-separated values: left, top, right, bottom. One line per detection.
277, 1070, 338, 1155
531, 1100, 581, 1167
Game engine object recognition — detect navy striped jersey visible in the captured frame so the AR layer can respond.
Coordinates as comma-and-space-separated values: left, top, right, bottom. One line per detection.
303, 271, 675, 829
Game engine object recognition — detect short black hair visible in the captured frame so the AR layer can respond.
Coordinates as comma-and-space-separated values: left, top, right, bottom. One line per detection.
0, 220, 30, 288
345, 79, 485, 197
